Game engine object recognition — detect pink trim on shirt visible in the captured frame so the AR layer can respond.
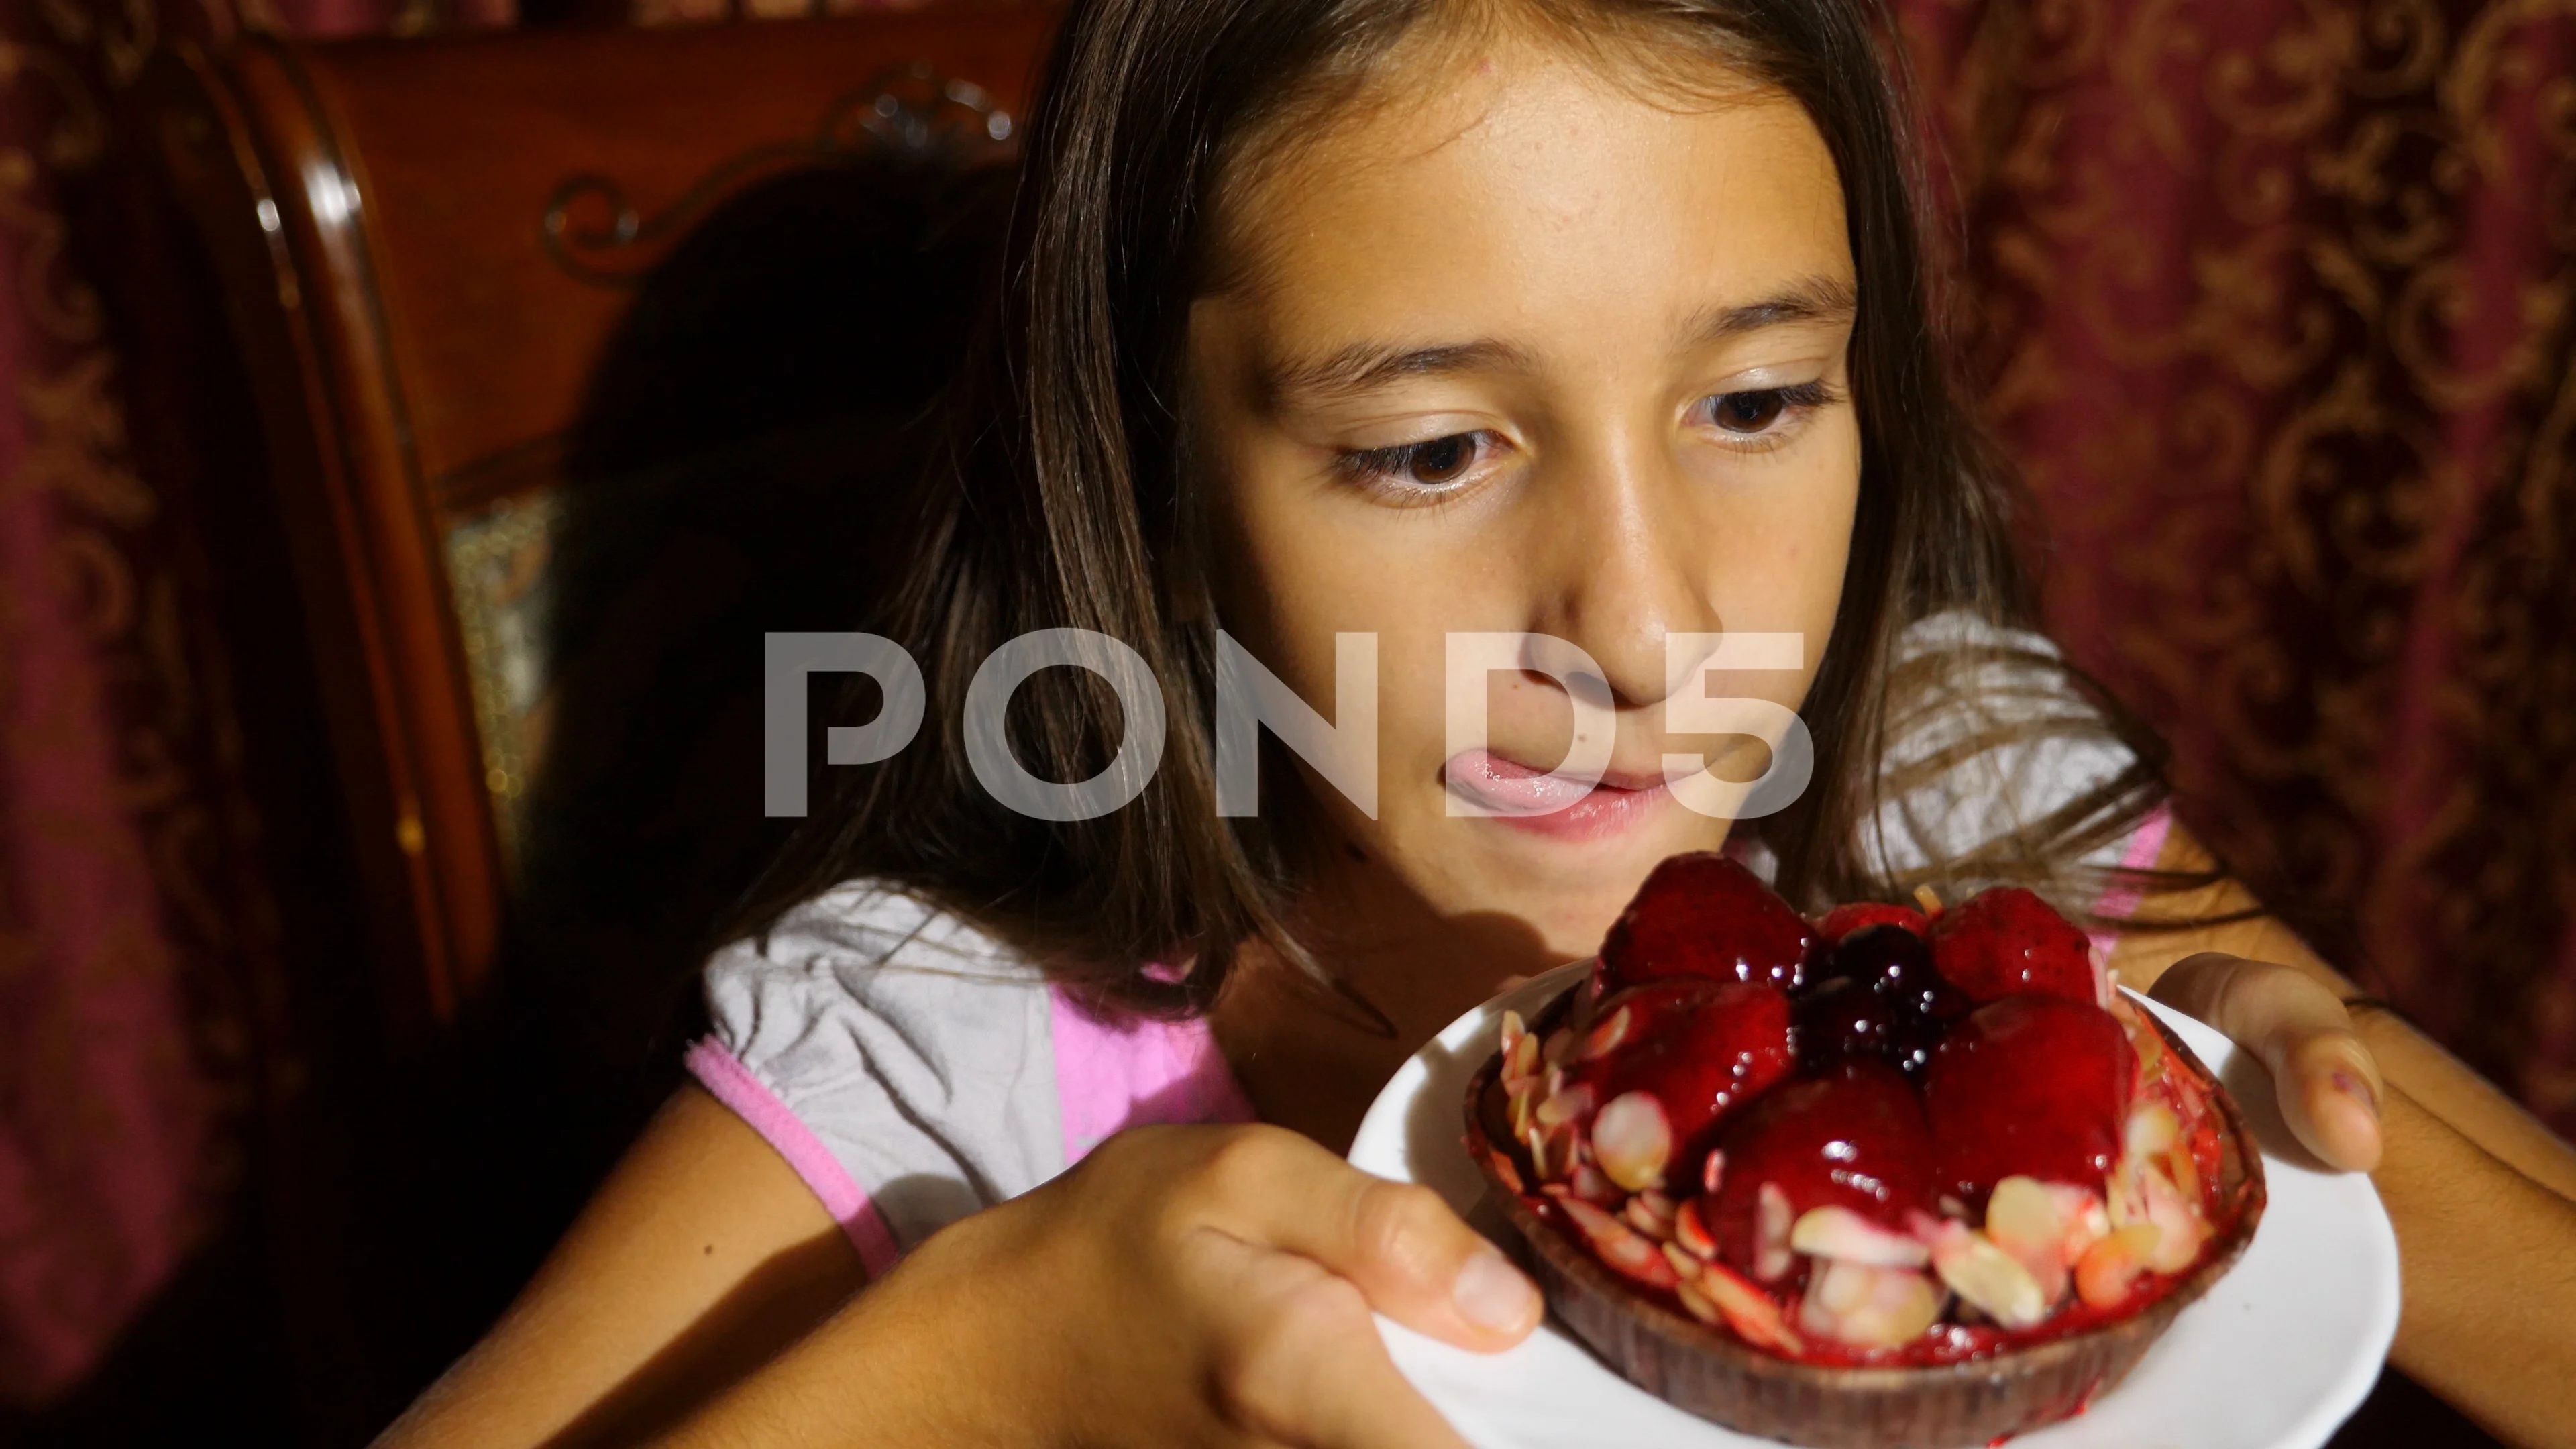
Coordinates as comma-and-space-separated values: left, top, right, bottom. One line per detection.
2086, 802, 2175, 958
684, 1038, 904, 1277
1050, 986, 1256, 1166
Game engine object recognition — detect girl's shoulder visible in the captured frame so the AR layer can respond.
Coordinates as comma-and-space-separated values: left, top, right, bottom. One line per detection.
691, 880, 1251, 1271
703, 878, 1048, 1007
692, 881, 1065, 1271
698, 881, 1062, 1134
1867, 610, 2166, 890
1890, 609, 2092, 704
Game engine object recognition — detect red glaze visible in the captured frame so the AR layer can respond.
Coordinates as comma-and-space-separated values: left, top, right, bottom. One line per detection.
1578, 980, 1796, 1157
1708, 1058, 1937, 1273
1597, 853, 1814, 995
1927, 887, 2096, 1004
1815, 901, 1929, 943
1923, 996, 2137, 1204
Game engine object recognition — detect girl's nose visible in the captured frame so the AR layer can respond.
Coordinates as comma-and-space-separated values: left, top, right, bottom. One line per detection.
1523, 436, 1725, 712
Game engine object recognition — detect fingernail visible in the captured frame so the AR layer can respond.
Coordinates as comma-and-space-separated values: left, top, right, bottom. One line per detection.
1454, 1248, 1538, 1332
2334, 1071, 2380, 1120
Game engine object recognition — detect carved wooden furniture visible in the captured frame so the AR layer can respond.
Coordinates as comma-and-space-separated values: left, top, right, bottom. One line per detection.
136, 9, 1047, 1040
103, 11, 1051, 1437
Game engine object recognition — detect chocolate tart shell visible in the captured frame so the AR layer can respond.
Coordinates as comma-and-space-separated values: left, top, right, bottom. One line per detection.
1464, 985, 2267, 1449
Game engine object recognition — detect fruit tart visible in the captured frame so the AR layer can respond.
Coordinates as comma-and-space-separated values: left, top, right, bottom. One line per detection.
1464, 854, 2265, 1449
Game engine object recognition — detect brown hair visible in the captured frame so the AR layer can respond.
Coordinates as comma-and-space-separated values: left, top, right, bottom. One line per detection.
728, 0, 2193, 1016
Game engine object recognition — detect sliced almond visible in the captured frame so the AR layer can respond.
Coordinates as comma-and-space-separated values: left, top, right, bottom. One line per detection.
1701, 1257, 1807, 1354
1534, 1082, 1596, 1129
2167, 1142, 2204, 1205
1591, 1091, 1674, 1193
2138, 1161, 2210, 1273
1662, 1240, 1704, 1283
1753, 1181, 1796, 1283
2044, 1184, 2111, 1267
1567, 1162, 1623, 1208
1927, 1220, 2052, 1330
1580, 1005, 1636, 1062
1799, 1260, 1944, 1349
2075, 1222, 2162, 1309
1675, 1281, 1726, 1327
1982, 1175, 2072, 1303
2125, 1102, 2181, 1157
1791, 1205, 1932, 1268
1525, 1117, 1574, 1183
1559, 1195, 1680, 1290
1542, 1026, 1576, 1069
1982, 1176, 2065, 1260
1624, 1193, 1678, 1242
1672, 1197, 1720, 1260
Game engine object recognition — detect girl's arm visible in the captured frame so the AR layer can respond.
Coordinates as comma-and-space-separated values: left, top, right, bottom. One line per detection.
2111, 823, 2576, 1449
376, 1099, 1540, 1447
373, 1087, 868, 1448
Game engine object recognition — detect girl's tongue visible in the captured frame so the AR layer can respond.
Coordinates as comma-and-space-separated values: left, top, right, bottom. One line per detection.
1447, 747, 1609, 814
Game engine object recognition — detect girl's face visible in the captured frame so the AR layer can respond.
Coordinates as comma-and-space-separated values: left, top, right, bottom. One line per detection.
1189, 34, 1861, 964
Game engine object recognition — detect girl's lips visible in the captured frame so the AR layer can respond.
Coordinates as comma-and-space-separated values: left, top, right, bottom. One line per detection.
1444, 748, 1670, 841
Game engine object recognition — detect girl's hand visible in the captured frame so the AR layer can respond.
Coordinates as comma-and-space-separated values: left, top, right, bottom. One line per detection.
2149, 951, 2385, 1172
821, 1122, 1540, 1448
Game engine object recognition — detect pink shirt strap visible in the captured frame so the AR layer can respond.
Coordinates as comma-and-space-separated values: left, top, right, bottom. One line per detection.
1051, 985, 1255, 1166
2085, 801, 2176, 959
684, 1038, 904, 1277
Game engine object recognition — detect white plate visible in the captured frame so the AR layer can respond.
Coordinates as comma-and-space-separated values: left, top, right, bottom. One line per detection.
1350, 962, 2401, 1449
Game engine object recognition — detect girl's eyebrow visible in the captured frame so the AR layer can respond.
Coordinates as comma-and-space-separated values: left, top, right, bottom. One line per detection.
1265, 337, 1539, 406
1674, 275, 1860, 348
1262, 274, 1858, 407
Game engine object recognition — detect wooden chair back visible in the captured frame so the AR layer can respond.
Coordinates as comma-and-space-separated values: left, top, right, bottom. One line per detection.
130, 11, 1054, 1040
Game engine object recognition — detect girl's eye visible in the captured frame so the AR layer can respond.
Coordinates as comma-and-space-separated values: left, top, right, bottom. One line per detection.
1694, 380, 1837, 441
1340, 430, 1498, 493
1406, 434, 1477, 483
1712, 390, 1788, 432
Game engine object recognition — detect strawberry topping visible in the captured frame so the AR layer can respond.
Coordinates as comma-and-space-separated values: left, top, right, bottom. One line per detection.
1709, 1058, 1937, 1273
1926, 886, 2097, 1004
1597, 853, 1813, 996
1923, 995, 2137, 1204
1576, 979, 1796, 1168
1814, 901, 1930, 943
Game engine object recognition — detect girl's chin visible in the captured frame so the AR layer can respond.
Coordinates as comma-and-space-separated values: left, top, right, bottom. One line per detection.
1419, 810, 1727, 932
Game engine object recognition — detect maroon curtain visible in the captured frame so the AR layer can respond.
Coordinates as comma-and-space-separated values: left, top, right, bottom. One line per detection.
0, 0, 504, 1407
1898, 0, 2576, 1127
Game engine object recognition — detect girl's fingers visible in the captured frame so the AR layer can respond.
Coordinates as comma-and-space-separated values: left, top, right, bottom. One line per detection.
1185, 1227, 1477, 1449
1191, 1126, 1544, 1351
1284, 1319, 1482, 1449
2149, 953, 2385, 1172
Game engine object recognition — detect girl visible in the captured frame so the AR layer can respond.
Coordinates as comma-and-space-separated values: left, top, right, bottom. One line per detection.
384, 0, 2576, 1443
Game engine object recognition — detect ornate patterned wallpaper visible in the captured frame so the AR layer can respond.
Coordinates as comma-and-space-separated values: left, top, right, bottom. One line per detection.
1898, 0, 2576, 1124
